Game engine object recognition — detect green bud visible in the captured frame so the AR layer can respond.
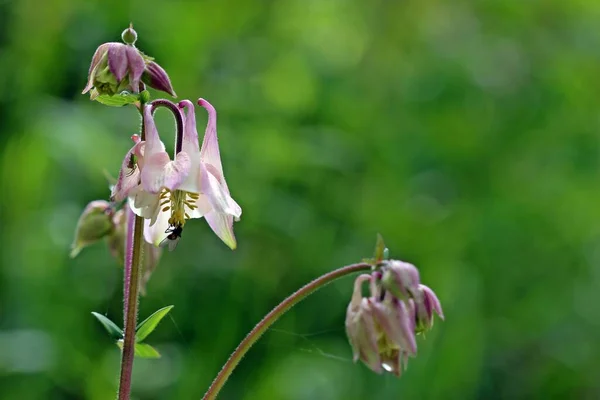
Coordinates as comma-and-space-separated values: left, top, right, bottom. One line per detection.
71, 200, 114, 258
121, 24, 138, 45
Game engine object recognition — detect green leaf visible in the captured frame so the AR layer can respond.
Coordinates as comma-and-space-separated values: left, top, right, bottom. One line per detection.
91, 312, 123, 340
95, 92, 140, 107
135, 305, 174, 342
374, 234, 386, 262
116, 340, 161, 358
134, 343, 161, 358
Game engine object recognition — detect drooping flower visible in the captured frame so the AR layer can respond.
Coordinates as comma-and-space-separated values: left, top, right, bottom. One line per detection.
111, 99, 241, 249
346, 258, 444, 377
82, 26, 176, 99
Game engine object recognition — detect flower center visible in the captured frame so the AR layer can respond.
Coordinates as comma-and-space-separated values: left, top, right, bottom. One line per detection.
158, 189, 200, 227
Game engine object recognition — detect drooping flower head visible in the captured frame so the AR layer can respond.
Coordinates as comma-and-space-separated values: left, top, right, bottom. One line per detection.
111, 98, 241, 250
346, 259, 443, 376
82, 26, 176, 100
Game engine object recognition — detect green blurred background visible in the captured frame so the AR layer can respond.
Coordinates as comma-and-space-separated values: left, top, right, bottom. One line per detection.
1, 0, 599, 399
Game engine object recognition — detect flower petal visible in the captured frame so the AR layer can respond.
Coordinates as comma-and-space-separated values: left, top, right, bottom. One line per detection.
204, 211, 237, 250
142, 151, 191, 194
199, 162, 240, 217
372, 296, 417, 356
140, 106, 191, 193
144, 208, 170, 246
197, 98, 226, 188
126, 46, 145, 91
107, 43, 128, 82
111, 141, 144, 202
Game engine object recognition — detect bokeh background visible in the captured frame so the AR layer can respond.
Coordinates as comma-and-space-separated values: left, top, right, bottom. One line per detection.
1, 0, 599, 399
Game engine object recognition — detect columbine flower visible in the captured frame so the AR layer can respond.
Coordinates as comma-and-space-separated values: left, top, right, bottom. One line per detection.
82, 26, 175, 99
346, 259, 444, 376
111, 98, 241, 249
346, 274, 417, 376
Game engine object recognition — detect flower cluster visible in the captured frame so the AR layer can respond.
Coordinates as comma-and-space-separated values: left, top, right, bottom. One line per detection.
111, 99, 241, 250
345, 260, 443, 376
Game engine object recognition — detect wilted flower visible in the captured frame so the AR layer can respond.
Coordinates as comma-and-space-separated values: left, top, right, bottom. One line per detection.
82, 26, 175, 99
112, 98, 241, 249
70, 200, 114, 258
346, 259, 443, 377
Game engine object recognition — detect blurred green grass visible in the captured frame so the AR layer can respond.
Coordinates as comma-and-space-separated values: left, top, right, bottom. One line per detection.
1, 0, 600, 399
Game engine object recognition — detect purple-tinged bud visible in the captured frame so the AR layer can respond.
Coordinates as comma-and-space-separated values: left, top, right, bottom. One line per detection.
381, 260, 421, 301
70, 200, 114, 258
372, 294, 417, 356
142, 61, 176, 97
415, 284, 444, 334
82, 42, 145, 99
346, 274, 420, 376
345, 275, 383, 374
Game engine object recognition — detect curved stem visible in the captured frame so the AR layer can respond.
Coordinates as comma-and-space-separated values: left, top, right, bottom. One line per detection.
150, 99, 184, 154
201, 262, 372, 400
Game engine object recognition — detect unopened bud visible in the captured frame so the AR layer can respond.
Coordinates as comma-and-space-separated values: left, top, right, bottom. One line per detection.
346, 274, 418, 376
121, 25, 137, 45
71, 200, 114, 258
381, 260, 421, 301
142, 61, 176, 97
82, 42, 145, 98
415, 284, 444, 334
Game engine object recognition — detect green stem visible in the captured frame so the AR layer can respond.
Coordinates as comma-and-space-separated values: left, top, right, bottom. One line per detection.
117, 214, 144, 400
201, 262, 372, 400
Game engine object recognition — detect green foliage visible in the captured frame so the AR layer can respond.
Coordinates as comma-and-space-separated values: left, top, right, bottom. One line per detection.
116, 340, 161, 359
135, 305, 174, 342
2, 1, 600, 399
94, 92, 142, 107
91, 312, 123, 340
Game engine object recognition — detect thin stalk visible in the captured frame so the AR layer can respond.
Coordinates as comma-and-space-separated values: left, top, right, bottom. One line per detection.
201, 262, 372, 400
117, 104, 148, 400
117, 213, 144, 400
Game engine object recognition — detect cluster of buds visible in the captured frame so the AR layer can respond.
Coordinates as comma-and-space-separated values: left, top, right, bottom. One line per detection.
82, 25, 175, 100
345, 259, 443, 376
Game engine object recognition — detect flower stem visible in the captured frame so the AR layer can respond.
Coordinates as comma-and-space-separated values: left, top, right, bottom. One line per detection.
201, 262, 372, 400
117, 212, 144, 400
117, 104, 148, 400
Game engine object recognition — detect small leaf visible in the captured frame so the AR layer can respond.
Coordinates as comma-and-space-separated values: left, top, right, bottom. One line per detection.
116, 340, 161, 358
95, 92, 140, 107
135, 305, 174, 342
134, 343, 161, 358
91, 312, 123, 340
374, 234, 386, 262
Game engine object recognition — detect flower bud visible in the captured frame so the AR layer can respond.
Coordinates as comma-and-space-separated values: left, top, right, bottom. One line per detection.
345, 274, 418, 376
142, 61, 176, 97
82, 42, 145, 99
70, 200, 114, 258
121, 25, 137, 45
381, 260, 421, 301
414, 284, 444, 334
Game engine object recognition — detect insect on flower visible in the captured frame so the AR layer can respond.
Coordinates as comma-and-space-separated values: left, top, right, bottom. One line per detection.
160, 223, 183, 251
